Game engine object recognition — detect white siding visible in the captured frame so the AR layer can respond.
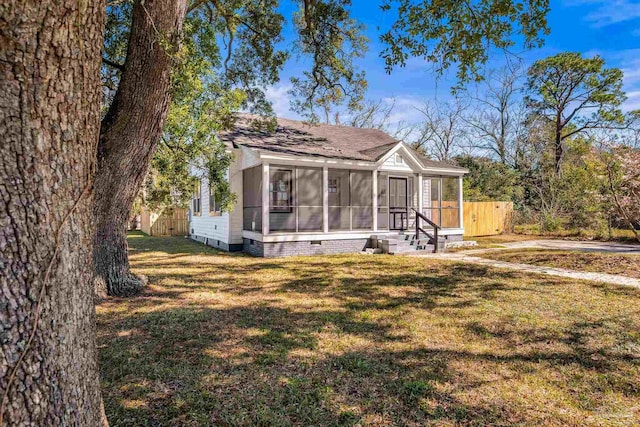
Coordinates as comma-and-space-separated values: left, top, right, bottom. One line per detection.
379, 153, 413, 172
190, 172, 231, 244
189, 150, 244, 247
228, 150, 244, 244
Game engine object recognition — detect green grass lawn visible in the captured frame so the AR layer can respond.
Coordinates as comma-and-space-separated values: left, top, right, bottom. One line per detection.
97, 232, 640, 426
478, 248, 640, 279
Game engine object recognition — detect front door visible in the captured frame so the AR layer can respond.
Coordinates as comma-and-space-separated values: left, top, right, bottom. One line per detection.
389, 177, 408, 230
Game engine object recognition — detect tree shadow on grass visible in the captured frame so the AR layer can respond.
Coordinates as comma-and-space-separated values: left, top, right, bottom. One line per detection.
100, 300, 640, 426
99, 235, 640, 425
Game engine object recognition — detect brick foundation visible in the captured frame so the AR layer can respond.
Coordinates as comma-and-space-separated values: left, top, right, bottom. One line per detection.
243, 238, 369, 257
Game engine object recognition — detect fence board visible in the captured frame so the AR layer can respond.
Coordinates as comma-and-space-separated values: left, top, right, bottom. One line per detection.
140, 207, 189, 236
464, 201, 513, 237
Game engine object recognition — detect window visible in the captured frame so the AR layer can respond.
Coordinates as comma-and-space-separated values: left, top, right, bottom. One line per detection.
192, 181, 201, 216
269, 169, 292, 212
209, 184, 221, 215
395, 153, 404, 164
328, 178, 339, 193
421, 177, 460, 228
328, 169, 372, 231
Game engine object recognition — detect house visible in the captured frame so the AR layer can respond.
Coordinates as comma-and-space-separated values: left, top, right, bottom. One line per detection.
189, 115, 468, 257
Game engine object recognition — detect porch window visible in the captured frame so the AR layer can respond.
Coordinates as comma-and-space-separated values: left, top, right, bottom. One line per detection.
377, 172, 389, 229
269, 166, 323, 232
328, 169, 372, 230
242, 166, 262, 232
441, 177, 460, 228
422, 177, 460, 228
270, 169, 292, 212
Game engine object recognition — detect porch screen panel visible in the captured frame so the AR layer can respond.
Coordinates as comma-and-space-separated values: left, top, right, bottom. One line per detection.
269, 167, 296, 232
242, 166, 262, 232
328, 169, 350, 230
297, 167, 323, 231
422, 178, 440, 227
350, 171, 372, 229
441, 177, 460, 228
377, 172, 388, 229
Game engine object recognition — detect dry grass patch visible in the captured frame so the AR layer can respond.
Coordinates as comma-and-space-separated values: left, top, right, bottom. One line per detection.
97, 232, 640, 426
478, 249, 640, 279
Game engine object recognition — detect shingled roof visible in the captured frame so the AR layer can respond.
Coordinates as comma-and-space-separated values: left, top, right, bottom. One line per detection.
218, 114, 466, 171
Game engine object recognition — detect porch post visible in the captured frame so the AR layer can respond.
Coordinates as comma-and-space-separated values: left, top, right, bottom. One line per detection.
262, 163, 270, 235
372, 170, 378, 232
458, 175, 464, 229
323, 167, 329, 233
418, 174, 423, 214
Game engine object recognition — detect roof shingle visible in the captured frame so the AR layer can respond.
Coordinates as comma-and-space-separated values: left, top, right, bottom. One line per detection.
218, 114, 466, 171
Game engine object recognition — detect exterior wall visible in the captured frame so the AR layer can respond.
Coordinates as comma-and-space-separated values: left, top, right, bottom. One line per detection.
243, 237, 369, 257
189, 150, 244, 248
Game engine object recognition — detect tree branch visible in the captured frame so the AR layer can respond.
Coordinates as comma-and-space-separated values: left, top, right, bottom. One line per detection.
102, 56, 124, 71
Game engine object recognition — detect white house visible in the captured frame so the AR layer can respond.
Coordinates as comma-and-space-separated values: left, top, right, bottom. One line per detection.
189, 115, 467, 257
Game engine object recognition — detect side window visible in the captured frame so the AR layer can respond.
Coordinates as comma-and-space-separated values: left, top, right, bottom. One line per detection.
209, 184, 221, 215
395, 153, 404, 164
192, 181, 201, 215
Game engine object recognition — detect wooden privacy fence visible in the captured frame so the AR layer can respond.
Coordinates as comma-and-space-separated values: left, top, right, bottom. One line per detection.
464, 201, 513, 237
140, 207, 189, 236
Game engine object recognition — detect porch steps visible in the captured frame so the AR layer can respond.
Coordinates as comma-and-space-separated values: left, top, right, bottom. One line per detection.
369, 232, 446, 255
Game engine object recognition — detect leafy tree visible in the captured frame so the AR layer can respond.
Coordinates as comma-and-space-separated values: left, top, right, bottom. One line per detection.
1, 0, 105, 423
381, 0, 549, 85
455, 155, 523, 202
525, 52, 635, 173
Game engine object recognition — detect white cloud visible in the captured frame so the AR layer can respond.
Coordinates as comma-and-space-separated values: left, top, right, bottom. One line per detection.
623, 90, 640, 112
383, 96, 426, 126
264, 84, 297, 118
566, 0, 640, 28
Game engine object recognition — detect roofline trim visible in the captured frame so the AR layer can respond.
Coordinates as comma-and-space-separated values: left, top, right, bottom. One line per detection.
240, 144, 468, 174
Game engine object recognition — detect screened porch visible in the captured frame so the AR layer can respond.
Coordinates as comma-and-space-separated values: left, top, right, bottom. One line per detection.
242, 164, 463, 235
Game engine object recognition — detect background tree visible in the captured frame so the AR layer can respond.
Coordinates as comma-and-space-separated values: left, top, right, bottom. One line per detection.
464, 64, 526, 165
412, 99, 469, 161
599, 144, 640, 242
0, 0, 106, 424
455, 155, 523, 202
525, 52, 632, 173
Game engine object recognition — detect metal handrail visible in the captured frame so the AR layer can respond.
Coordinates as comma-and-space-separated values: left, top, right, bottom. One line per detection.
411, 208, 441, 253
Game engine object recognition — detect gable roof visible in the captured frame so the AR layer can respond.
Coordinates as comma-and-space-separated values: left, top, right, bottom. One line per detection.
218, 114, 466, 171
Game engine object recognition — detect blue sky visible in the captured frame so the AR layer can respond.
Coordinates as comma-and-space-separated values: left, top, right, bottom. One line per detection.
267, 0, 640, 123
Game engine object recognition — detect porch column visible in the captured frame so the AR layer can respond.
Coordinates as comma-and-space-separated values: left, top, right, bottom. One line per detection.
262, 163, 270, 235
458, 175, 464, 229
323, 167, 329, 233
372, 170, 378, 232
418, 174, 423, 214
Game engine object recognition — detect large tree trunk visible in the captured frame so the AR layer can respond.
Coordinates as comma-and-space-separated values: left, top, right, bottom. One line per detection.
0, 0, 106, 424
94, 0, 187, 297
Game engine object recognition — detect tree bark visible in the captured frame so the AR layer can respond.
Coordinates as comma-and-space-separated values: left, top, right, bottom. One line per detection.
0, 0, 106, 424
94, 0, 188, 297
